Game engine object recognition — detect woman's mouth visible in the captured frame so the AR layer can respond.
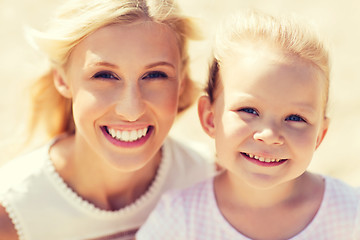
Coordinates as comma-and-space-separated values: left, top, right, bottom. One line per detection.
106, 126, 149, 142
101, 126, 152, 147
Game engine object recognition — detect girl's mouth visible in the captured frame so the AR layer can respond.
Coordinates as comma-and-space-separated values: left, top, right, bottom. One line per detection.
241, 152, 288, 166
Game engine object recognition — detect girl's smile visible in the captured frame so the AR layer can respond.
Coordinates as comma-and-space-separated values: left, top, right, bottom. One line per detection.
240, 152, 288, 166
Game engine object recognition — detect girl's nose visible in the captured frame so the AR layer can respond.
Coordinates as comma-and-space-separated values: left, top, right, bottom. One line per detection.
253, 125, 284, 145
115, 85, 146, 122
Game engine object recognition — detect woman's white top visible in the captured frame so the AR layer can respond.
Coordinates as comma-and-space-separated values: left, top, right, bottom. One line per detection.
0, 137, 214, 240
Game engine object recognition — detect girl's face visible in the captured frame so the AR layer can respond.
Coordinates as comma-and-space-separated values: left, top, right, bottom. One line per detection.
199, 47, 329, 189
57, 21, 182, 170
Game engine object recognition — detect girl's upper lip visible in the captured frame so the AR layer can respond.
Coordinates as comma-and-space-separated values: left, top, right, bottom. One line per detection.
242, 151, 287, 160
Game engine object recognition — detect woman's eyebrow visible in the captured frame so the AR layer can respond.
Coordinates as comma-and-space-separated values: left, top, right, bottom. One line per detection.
145, 61, 175, 70
89, 61, 119, 69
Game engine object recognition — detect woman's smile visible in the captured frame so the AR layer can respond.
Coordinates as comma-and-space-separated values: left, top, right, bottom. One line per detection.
101, 125, 153, 148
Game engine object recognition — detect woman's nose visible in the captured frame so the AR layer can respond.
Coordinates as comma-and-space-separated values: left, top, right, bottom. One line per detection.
115, 85, 146, 122
253, 124, 284, 145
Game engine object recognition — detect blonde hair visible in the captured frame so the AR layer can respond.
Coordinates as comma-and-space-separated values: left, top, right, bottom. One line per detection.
28, 0, 199, 142
206, 10, 330, 112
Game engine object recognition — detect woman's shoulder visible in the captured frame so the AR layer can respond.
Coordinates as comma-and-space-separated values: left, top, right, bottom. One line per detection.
165, 136, 214, 167
0, 204, 18, 240
0, 143, 51, 195
163, 137, 216, 183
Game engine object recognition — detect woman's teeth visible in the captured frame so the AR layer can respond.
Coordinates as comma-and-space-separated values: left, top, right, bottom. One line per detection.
245, 153, 282, 163
107, 127, 148, 142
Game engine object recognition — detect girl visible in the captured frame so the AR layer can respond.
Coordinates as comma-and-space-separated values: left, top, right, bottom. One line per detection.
0, 0, 214, 239
137, 10, 359, 239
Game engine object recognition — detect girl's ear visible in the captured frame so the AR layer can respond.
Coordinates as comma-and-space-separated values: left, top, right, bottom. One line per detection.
315, 117, 330, 149
53, 69, 72, 99
198, 95, 216, 138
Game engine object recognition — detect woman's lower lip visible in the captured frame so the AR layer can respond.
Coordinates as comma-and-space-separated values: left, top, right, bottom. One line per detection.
241, 153, 287, 167
101, 126, 153, 148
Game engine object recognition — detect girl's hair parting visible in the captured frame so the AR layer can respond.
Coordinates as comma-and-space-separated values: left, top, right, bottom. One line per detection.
27, 0, 200, 143
206, 10, 330, 111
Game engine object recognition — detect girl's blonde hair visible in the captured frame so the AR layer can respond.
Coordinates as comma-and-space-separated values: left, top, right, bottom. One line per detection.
206, 10, 330, 112
28, 0, 199, 142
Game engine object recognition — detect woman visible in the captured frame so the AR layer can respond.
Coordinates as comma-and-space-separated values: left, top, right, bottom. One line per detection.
0, 0, 213, 239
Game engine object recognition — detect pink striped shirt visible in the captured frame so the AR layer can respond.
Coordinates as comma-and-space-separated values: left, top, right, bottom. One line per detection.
137, 176, 359, 240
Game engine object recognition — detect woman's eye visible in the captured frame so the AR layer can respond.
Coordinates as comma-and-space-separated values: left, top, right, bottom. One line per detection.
93, 71, 119, 80
239, 108, 258, 116
286, 114, 306, 122
143, 71, 168, 80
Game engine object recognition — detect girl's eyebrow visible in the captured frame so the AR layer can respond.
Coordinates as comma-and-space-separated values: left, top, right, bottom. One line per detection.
290, 102, 317, 115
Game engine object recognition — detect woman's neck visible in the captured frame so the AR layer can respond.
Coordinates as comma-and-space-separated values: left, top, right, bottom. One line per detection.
50, 134, 162, 211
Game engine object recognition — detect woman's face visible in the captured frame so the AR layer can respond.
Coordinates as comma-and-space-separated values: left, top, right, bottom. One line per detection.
60, 21, 183, 171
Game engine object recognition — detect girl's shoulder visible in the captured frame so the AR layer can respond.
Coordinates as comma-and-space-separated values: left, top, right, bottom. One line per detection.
295, 175, 359, 238
136, 178, 215, 240
323, 175, 360, 202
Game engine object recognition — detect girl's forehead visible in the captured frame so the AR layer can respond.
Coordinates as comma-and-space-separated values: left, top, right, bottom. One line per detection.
220, 44, 322, 81
217, 47, 328, 110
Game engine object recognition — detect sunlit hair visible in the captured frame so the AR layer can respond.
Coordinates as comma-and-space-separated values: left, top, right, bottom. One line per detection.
27, 0, 200, 142
206, 10, 330, 114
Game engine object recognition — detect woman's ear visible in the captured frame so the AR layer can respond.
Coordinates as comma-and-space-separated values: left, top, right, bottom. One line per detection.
53, 69, 72, 99
198, 95, 216, 138
315, 117, 330, 150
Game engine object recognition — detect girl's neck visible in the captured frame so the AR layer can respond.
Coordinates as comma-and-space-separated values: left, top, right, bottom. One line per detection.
215, 171, 322, 208
214, 171, 325, 239
50, 134, 161, 211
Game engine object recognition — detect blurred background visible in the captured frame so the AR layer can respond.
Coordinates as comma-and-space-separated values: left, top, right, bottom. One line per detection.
0, 0, 359, 185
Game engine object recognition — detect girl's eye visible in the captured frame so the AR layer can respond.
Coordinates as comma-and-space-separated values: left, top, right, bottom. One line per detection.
286, 114, 306, 122
239, 108, 259, 116
93, 71, 119, 80
142, 71, 168, 80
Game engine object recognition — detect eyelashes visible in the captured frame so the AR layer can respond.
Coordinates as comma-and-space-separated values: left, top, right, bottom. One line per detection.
239, 107, 259, 116
285, 114, 306, 123
142, 71, 168, 80
92, 71, 119, 80
92, 71, 168, 80
238, 107, 307, 123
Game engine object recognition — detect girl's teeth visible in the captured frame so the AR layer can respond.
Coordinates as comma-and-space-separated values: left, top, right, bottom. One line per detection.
107, 127, 148, 142
246, 153, 281, 163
